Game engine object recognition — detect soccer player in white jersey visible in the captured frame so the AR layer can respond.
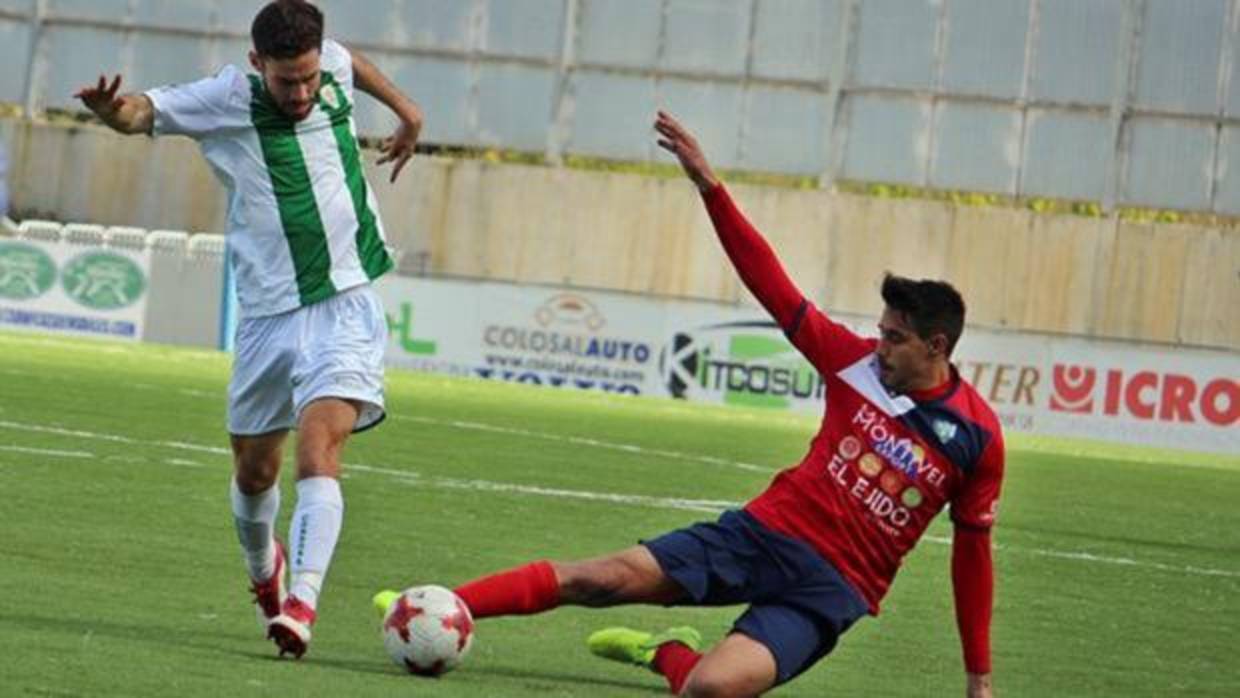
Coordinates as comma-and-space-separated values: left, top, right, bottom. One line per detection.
74, 0, 423, 659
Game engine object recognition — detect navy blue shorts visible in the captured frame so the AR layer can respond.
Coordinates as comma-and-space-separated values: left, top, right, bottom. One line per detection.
643, 509, 869, 684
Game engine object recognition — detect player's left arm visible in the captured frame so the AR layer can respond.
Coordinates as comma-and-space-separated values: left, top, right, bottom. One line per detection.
349, 47, 424, 183
950, 431, 1005, 698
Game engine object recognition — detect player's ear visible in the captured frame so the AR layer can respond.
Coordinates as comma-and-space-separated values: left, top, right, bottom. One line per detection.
926, 333, 949, 359
249, 50, 262, 73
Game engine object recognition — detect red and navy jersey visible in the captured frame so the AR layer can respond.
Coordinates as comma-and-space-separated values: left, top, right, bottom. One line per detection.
698, 183, 1005, 614
744, 306, 1004, 612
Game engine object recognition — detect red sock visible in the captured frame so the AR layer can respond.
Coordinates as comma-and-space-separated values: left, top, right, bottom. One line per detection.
653, 642, 702, 695
453, 560, 560, 619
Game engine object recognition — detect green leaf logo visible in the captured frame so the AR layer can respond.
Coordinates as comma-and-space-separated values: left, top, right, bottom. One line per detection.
61, 251, 146, 310
0, 242, 57, 300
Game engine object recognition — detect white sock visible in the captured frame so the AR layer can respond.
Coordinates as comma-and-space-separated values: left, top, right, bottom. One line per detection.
287, 476, 343, 609
230, 478, 280, 582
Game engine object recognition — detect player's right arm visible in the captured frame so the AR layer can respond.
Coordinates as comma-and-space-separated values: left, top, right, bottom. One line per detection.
74, 75, 154, 135
655, 111, 869, 371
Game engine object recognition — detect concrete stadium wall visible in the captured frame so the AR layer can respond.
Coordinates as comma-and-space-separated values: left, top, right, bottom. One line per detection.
4, 118, 1236, 350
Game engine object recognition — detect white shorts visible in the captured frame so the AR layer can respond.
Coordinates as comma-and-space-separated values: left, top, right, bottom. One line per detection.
228, 285, 387, 436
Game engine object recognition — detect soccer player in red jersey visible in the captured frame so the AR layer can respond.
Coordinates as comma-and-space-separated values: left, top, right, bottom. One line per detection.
380, 112, 1002, 698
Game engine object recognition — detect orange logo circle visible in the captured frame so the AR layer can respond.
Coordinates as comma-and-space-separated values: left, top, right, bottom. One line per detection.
859, 453, 883, 478
880, 470, 904, 496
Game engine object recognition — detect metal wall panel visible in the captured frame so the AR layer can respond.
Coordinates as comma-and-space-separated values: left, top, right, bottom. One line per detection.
0, 17, 32, 104
476, 64, 556, 150
941, 0, 1029, 98
659, 78, 746, 170
739, 86, 826, 174
1021, 110, 1111, 201
1213, 126, 1240, 214
750, 0, 839, 82
852, 0, 938, 89
930, 103, 1020, 193
42, 27, 129, 110
46, 0, 126, 21
135, 0, 215, 28
128, 35, 214, 93
395, 0, 476, 50
1134, 0, 1226, 114
841, 94, 929, 184
662, 0, 750, 76
568, 72, 658, 159
8, 0, 1240, 213
388, 57, 473, 146
1031, 0, 1124, 105
1123, 119, 1214, 210
577, 0, 662, 68
484, 0, 564, 59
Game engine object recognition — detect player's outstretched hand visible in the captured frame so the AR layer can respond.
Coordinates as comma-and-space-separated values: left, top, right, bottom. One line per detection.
654, 110, 719, 193
74, 75, 124, 121
377, 108, 423, 183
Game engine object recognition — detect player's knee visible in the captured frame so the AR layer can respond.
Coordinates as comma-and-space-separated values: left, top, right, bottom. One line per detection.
681, 671, 743, 698
233, 448, 280, 491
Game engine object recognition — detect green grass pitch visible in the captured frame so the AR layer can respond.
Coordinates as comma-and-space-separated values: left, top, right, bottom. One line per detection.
1, 331, 1236, 697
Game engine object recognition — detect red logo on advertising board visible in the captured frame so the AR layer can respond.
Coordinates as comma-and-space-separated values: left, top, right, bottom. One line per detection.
1049, 364, 1239, 426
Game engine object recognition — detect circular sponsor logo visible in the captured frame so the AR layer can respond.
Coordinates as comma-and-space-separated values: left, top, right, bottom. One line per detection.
880, 470, 904, 496
901, 487, 924, 508
61, 251, 146, 310
0, 242, 57, 300
839, 436, 861, 460
858, 453, 883, 478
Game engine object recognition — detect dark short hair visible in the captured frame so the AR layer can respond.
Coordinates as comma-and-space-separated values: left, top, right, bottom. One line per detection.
880, 273, 966, 356
251, 0, 324, 59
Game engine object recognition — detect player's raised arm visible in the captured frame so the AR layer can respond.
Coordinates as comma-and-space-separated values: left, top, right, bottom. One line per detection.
74, 75, 154, 135
351, 48, 423, 183
654, 110, 803, 329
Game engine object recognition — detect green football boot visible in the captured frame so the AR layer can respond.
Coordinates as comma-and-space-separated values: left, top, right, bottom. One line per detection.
372, 589, 401, 618
587, 626, 702, 669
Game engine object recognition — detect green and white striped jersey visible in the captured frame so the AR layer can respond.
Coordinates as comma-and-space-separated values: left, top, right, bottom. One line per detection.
146, 39, 393, 318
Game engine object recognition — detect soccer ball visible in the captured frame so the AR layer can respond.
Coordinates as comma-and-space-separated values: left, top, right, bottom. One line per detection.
381, 585, 475, 676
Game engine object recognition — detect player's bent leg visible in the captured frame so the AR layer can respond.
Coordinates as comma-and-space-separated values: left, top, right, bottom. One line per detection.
556, 545, 688, 607
230, 430, 289, 627
267, 398, 359, 658
449, 546, 685, 621
680, 632, 778, 698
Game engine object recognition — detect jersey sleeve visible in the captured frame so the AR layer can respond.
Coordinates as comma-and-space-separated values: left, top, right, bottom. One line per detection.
145, 65, 248, 138
787, 303, 875, 374
701, 184, 871, 374
950, 428, 1005, 529
320, 38, 354, 99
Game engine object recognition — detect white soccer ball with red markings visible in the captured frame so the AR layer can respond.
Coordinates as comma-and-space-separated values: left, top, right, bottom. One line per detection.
381, 585, 475, 676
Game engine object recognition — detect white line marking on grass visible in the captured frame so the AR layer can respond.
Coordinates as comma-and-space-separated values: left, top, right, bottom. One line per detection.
346, 463, 734, 513
392, 414, 774, 474
165, 458, 205, 469
921, 535, 1240, 579
0, 444, 93, 458
4, 417, 1236, 580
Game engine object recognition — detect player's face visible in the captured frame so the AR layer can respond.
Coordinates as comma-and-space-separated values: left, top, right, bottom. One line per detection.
251, 49, 322, 121
875, 307, 936, 393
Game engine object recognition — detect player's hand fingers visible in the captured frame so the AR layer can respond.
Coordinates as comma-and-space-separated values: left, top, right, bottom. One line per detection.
389, 153, 411, 183
106, 74, 121, 97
